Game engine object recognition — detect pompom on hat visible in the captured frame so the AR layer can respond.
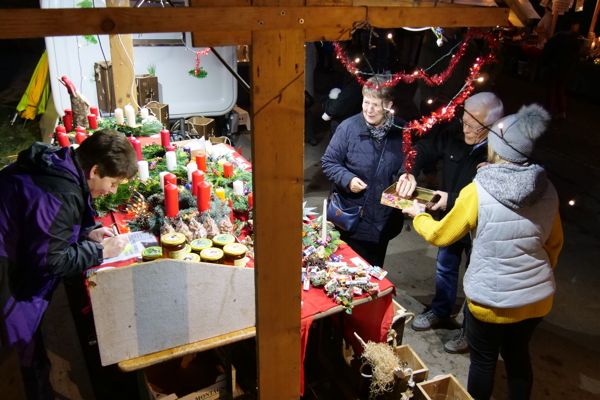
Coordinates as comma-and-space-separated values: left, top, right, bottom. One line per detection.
488, 104, 551, 164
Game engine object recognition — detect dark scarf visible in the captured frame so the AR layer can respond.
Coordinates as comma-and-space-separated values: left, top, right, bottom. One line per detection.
366, 117, 392, 142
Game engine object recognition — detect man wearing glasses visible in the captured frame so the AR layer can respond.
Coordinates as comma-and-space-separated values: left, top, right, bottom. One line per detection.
396, 92, 504, 353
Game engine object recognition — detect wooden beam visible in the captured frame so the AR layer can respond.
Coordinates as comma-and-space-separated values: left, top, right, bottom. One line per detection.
251, 28, 304, 399
0, 7, 509, 40
496, 0, 529, 27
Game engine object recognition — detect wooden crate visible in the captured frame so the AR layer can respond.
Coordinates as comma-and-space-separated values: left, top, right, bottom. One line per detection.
233, 105, 250, 131
94, 61, 115, 113
392, 344, 429, 394
415, 374, 473, 400
147, 102, 170, 128
188, 116, 216, 138
136, 74, 159, 107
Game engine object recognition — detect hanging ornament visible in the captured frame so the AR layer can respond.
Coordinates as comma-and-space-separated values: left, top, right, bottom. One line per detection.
189, 47, 211, 78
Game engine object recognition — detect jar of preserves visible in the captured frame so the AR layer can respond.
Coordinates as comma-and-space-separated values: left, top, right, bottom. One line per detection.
223, 243, 247, 267
161, 232, 187, 260
200, 247, 224, 264
142, 246, 162, 262
182, 253, 200, 262
184, 243, 192, 254
212, 233, 235, 249
190, 238, 212, 254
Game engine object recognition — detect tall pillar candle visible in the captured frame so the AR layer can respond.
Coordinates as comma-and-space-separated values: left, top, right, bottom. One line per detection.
321, 199, 327, 243
125, 105, 136, 128
191, 170, 204, 196
63, 114, 73, 132
114, 108, 124, 125
133, 139, 142, 161
160, 129, 171, 148
64, 109, 72, 116
75, 126, 86, 134
57, 132, 70, 147
138, 161, 149, 181
233, 180, 244, 196
215, 187, 226, 201
164, 183, 179, 217
89, 106, 99, 117
165, 150, 177, 171
88, 114, 98, 130
55, 126, 66, 134
248, 192, 253, 208
164, 173, 177, 188
187, 162, 198, 182
195, 153, 206, 172
223, 161, 234, 178
197, 181, 211, 212
75, 131, 87, 145
140, 107, 149, 119
159, 171, 169, 190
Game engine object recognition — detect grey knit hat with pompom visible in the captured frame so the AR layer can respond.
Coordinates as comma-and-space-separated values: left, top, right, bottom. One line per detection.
488, 104, 550, 164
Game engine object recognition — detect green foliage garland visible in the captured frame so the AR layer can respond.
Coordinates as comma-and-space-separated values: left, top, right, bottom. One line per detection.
97, 117, 162, 137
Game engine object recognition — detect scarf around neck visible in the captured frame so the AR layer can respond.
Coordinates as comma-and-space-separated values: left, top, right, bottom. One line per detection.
366, 117, 392, 142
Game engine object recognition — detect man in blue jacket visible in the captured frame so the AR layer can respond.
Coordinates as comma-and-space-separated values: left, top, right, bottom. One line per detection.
0, 129, 138, 400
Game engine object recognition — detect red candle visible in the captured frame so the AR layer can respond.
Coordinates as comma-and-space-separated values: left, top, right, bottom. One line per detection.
191, 170, 205, 196
88, 114, 98, 129
248, 192, 253, 208
75, 131, 87, 145
57, 132, 70, 147
75, 126, 86, 134
89, 106, 99, 117
195, 153, 206, 172
164, 183, 179, 217
63, 114, 73, 132
223, 161, 234, 178
133, 139, 142, 161
165, 145, 175, 152
197, 181, 211, 212
55, 126, 66, 134
164, 173, 177, 188
229, 199, 234, 223
160, 129, 171, 148
64, 109, 72, 116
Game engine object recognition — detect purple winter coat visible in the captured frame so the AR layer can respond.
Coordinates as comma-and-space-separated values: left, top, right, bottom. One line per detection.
0, 143, 103, 366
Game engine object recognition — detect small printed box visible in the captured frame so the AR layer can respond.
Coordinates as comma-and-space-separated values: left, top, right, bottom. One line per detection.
415, 374, 473, 400
147, 102, 170, 128
381, 184, 435, 210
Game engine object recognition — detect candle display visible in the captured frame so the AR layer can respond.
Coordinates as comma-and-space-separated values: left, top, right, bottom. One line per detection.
63, 114, 73, 132
191, 170, 204, 196
160, 129, 171, 148
133, 139, 142, 161
115, 108, 124, 125
248, 192, 253, 208
215, 187, 225, 201
187, 162, 198, 182
57, 132, 70, 147
321, 199, 327, 242
75, 131, 87, 145
140, 107, 149, 119
164, 183, 179, 218
125, 104, 136, 128
164, 173, 177, 188
89, 106, 99, 117
159, 171, 169, 190
233, 180, 244, 196
223, 162, 234, 178
138, 161, 149, 181
165, 151, 177, 171
195, 153, 206, 171
197, 181, 211, 212
88, 114, 98, 130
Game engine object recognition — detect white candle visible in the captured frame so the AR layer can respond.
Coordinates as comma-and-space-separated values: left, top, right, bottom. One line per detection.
140, 107, 149, 119
166, 151, 177, 171
321, 199, 327, 242
125, 105, 136, 128
115, 108, 124, 125
186, 162, 198, 181
233, 180, 244, 196
159, 171, 169, 190
138, 161, 149, 181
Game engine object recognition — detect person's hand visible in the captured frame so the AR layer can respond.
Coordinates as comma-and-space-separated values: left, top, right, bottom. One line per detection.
88, 227, 114, 243
349, 177, 368, 193
429, 190, 448, 211
396, 173, 417, 198
402, 200, 423, 219
101, 236, 128, 259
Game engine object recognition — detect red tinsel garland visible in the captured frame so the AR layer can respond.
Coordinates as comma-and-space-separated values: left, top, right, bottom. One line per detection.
194, 48, 211, 76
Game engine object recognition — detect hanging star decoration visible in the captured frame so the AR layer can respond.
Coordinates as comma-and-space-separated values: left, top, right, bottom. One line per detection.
302, 201, 318, 223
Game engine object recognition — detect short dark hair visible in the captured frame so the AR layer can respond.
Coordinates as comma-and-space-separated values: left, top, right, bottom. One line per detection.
75, 129, 138, 178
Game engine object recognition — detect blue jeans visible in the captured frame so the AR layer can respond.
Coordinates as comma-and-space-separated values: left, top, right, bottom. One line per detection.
431, 240, 472, 321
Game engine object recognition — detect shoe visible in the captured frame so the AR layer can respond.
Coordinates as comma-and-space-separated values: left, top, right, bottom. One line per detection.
444, 329, 469, 354
411, 310, 440, 331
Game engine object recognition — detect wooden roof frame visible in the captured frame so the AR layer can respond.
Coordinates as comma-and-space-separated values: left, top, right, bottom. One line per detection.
0, 2, 511, 399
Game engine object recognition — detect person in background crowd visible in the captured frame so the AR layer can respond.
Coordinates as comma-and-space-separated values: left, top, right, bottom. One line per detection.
397, 92, 504, 354
321, 75, 406, 267
403, 104, 563, 400
0, 129, 138, 400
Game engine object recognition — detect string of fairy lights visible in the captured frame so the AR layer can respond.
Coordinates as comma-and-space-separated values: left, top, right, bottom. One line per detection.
332, 28, 501, 172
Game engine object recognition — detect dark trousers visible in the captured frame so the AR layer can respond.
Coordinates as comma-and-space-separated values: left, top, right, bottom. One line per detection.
465, 306, 542, 400
20, 328, 55, 400
339, 232, 389, 268
431, 241, 471, 322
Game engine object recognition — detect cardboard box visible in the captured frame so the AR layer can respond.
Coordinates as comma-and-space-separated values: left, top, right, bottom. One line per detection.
144, 349, 243, 400
415, 374, 473, 400
381, 184, 435, 210
188, 116, 216, 139
136, 74, 159, 107
147, 102, 170, 128
94, 61, 115, 113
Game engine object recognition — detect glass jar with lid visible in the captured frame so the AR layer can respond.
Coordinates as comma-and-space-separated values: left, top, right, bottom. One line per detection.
212, 234, 235, 249
223, 243, 247, 267
161, 232, 187, 260
200, 247, 224, 264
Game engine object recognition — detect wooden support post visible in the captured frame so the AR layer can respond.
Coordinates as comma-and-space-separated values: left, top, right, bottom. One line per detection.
590, 0, 600, 38
107, 0, 138, 113
251, 28, 304, 399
